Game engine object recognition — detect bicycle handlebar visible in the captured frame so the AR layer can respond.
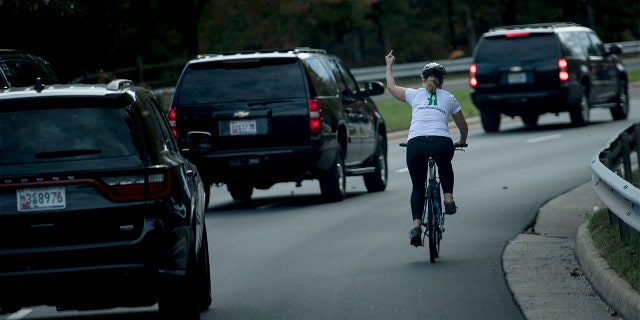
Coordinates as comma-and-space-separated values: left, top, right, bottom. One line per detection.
399, 142, 468, 150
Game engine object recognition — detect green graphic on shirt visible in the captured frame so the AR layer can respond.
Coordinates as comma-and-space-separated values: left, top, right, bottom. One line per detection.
428, 93, 438, 106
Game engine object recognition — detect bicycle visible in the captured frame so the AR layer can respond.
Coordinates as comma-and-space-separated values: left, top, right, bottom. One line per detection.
400, 142, 467, 263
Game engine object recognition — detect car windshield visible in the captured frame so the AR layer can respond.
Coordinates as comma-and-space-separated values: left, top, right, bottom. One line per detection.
475, 34, 560, 63
177, 58, 307, 105
0, 100, 144, 166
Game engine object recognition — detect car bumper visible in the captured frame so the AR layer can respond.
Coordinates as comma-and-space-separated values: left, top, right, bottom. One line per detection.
471, 88, 574, 116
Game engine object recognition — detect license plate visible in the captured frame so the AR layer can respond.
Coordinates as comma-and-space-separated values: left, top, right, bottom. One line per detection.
230, 120, 257, 135
508, 72, 527, 84
17, 187, 66, 212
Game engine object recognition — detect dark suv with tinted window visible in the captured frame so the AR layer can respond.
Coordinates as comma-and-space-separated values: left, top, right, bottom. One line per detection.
469, 22, 628, 132
0, 49, 59, 89
170, 47, 388, 202
0, 80, 211, 319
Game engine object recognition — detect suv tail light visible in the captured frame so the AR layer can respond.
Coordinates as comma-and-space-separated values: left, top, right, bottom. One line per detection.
469, 63, 478, 89
168, 106, 178, 137
308, 98, 322, 134
101, 167, 171, 201
558, 58, 569, 83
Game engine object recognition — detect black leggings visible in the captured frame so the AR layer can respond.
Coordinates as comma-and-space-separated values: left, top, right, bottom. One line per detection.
406, 136, 455, 221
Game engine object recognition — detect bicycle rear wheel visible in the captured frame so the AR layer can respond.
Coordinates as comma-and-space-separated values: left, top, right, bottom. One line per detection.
426, 185, 438, 263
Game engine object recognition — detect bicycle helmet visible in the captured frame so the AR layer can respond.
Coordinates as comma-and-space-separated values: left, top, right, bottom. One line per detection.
421, 63, 447, 81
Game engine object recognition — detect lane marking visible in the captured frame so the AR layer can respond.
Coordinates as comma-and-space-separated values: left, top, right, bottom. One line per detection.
526, 134, 562, 143
396, 168, 409, 173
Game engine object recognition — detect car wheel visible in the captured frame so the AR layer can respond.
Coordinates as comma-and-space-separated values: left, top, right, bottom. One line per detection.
227, 183, 253, 201
570, 86, 589, 126
363, 135, 387, 192
480, 111, 500, 133
197, 225, 212, 311
158, 240, 201, 320
319, 146, 346, 202
610, 79, 629, 120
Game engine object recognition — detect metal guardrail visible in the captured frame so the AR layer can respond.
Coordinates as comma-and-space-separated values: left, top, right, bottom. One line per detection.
590, 123, 640, 238
352, 40, 640, 82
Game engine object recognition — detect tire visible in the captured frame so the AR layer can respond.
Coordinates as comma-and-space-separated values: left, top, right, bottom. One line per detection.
319, 146, 346, 202
197, 225, 212, 311
610, 79, 629, 120
480, 111, 500, 133
363, 136, 388, 192
570, 86, 590, 127
426, 185, 437, 263
227, 183, 253, 201
158, 238, 201, 320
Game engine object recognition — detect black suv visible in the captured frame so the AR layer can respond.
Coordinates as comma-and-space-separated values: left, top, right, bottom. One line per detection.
0, 80, 211, 319
469, 22, 628, 132
0, 49, 59, 89
170, 47, 388, 202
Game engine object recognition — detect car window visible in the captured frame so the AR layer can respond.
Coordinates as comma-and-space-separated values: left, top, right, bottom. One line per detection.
323, 59, 358, 97
586, 31, 606, 56
0, 59, 41, 87
557, 31, 587, 59
304, 58, 338, 96
0, 99, 144, 166
177, 58, 307, 105
475, 34, 560, 62
146, 96, 180, 153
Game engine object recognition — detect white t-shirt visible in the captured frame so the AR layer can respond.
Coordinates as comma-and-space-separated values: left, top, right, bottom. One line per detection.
405, 87, 461, 140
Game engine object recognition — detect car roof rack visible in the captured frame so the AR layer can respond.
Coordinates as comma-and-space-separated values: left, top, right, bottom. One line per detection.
489, 22, 579, 32
196, 47, 326, 59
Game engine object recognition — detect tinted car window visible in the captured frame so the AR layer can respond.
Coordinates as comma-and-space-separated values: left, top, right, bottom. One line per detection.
177, 58, 306, 105
0, 99, 143, 165
557, 31, 587, 59
586, 31, 605, 55
475, 34, 560, 62
305, 58, 337, 96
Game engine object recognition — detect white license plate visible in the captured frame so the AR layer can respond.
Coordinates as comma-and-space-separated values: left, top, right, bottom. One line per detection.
230, 120, 257, 135
508, 72, 527, 84
17, 186, 66, 212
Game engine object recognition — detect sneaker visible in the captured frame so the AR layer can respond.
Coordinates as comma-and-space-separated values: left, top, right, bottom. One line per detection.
410, 227, 422, 247
444, 201, 457, 215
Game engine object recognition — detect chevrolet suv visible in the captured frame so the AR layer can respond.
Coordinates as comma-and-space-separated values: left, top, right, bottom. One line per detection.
0, 79, 211, 319
469, 22, 629, 132
169, 47, 388, 202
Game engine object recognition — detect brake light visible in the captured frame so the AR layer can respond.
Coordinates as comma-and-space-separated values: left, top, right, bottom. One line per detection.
505, 32, 530, 38
469, 63, 478, 89
308, 98, 322, 134
558, 58, 569, 83
168, 106, 178, 137
101, 168, 171, 201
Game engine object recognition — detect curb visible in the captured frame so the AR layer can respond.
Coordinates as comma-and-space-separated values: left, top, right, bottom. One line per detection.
575, 222, 640, 320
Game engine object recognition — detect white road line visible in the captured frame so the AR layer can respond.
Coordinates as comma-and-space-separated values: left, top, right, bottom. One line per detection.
396, 168, 409, 173
526, 134, 562, 143
8, 309, 32, 320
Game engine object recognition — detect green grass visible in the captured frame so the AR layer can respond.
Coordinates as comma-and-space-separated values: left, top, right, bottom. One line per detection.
588, 207, 640, 291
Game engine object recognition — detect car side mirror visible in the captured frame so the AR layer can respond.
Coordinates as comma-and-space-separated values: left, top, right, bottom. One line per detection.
607, 44, 622, 55
364, 81, 385, 96
187, 131, 212, 155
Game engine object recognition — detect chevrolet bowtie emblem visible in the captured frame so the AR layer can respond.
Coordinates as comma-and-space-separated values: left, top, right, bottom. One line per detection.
233, 111, 250, 118
510, 66, 522, 72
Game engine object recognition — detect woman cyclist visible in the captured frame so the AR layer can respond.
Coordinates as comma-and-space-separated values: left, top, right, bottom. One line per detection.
385, 50, 469, 247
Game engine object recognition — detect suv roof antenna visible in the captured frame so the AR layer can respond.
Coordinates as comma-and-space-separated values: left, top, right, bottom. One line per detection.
34, 77, 44, 93
107, 79, 133, 91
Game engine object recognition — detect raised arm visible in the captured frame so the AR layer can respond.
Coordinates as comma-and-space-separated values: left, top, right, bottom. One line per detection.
385, 50, 406, 102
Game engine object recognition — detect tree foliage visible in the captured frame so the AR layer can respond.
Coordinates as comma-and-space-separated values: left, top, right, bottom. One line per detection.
0, 0, 637, 86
